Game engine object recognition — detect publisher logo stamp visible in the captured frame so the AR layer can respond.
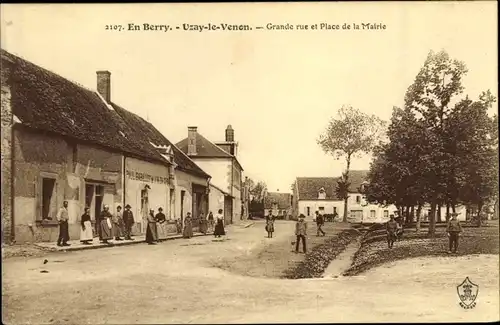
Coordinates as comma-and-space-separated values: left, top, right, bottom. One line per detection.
457, 277, 478, 309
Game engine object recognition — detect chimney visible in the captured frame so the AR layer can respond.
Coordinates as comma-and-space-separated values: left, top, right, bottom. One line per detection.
225, 125, 234, 142
187, 126, 197, 155
96, 70, 111, 103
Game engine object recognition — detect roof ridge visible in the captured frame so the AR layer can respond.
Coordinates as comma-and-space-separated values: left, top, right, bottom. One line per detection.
112, 105, 209, 177
197, 133, 232, 157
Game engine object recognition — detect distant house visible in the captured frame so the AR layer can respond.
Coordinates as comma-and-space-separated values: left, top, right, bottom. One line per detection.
1, 49, 210, 243
292, 170, 397, 223
176, 126, 245, 225
264, 192, 292, 219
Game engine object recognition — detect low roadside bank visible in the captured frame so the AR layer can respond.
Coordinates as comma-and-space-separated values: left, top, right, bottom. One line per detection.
211, 222, 352, 279
343, 222, 499, 276
283, 228, 360, 279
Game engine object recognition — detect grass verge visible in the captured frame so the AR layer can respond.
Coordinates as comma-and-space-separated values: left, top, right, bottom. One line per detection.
211, 223, 348, 279
283, 229, 361, 279
343, 223, 499, 276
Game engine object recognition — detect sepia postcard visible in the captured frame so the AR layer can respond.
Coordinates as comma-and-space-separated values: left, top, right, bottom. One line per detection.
1, 2, 498, 324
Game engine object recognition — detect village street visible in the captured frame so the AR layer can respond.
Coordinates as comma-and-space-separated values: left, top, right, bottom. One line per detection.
2, 220, 498, 324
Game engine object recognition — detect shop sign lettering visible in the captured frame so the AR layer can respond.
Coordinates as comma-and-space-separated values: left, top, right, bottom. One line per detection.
126, 169, 169, 184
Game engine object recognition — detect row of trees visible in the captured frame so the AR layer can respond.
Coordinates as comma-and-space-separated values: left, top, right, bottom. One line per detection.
365, 50, 498, 236
317, 50, 498, 235
245, 178, 268, 215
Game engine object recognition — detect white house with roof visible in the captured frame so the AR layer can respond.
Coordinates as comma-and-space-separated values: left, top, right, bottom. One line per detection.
176, 125, 245, 225
292, 170, 397, 223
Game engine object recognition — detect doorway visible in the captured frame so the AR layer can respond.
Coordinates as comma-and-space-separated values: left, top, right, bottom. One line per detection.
224, 196, 233, 225
140, 188, 149, 234
85, 183, 104, 237
180, 190, 185, 224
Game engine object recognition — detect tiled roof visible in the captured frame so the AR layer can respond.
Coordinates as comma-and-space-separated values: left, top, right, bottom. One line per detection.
1, 49, 166, 164
296, 170, 369, 200
1, 49, 209, 180
264, 192, 292, 209
176, 133, 233, 158
111, 103, 210, 178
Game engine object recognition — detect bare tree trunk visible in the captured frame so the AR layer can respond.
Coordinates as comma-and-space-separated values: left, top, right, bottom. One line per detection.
342, 155, 351, 223
477, 201, 484, 227
446, 202, 451, 222
410, 206, 415, 223
495, 198, 499, 220
452, 203, 456, 214
437, 204, 442, 223
343, 196, 348, 223
416, 203, 422, 232
405, 206, 411, 224
428, 201, 437, 237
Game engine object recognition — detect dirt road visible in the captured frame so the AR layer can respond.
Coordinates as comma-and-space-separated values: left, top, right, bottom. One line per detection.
3, 221, 498, 323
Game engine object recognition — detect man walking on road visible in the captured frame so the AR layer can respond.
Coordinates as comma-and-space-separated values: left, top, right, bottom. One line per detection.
386, 214, 398, 249
56, 201, 70, 247
447, 212, 463, 254
315, 211, 326, 236
295, 214, 308, 253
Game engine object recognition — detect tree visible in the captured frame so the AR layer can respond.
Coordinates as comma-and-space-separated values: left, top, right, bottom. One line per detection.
248, 179, 268, 203
403, 50, 469, 236
365, 106, 431, 229
317, 105, 386, 222
450, 93, 499, 225
369, 50, 498, 236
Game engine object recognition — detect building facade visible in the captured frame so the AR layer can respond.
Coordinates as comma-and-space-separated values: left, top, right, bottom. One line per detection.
176, 126, 245, 225
292, 171, 397, 223
264, 192, 292, 219
1, 49, 210, 243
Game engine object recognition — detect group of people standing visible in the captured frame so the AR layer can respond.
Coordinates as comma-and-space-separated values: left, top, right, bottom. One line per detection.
56, 201, 227, 246
79, 204, 140, 245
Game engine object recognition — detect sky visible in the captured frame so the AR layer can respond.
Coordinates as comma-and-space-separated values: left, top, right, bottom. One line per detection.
1, 2, 497, 193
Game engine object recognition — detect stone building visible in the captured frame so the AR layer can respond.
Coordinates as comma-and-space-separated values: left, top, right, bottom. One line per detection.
176, 126, 245, 225
264, 192, 292, 219
0, 49, 210, 243
292, 170, 397, 223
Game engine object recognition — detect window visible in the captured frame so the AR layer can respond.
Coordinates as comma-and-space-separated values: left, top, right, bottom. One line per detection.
350, 210, 363, 221
41, 178, 57, 220
333, 207, 337, 214
384, 210, 389, 218
370, 210, 376, 219
356, 196, 361, 204
306, 207, 310, 216
318, 188, 326, 200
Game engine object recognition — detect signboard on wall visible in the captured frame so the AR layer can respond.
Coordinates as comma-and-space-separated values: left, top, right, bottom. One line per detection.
126, 169, 169, 184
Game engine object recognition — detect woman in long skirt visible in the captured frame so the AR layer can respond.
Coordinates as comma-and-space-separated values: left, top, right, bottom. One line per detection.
80, 207, 93, 245
155, 207, 167, 240
198, 212, 208, 235
183, 213, 194, 238
99, 205, 113, 244
265, 214, 275, 238
214, 209, 226, 238
146, 209, 159, 245
112, 205, 124, 241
